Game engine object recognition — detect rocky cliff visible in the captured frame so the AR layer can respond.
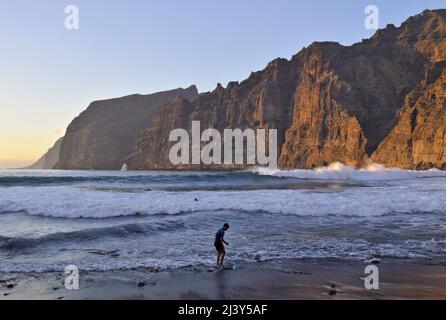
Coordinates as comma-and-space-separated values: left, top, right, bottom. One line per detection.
127, 9, 446, 170
55, 86, 198, 170
372, 61, 446, 169
53, 9, 446, 171
25, 137, 63, 169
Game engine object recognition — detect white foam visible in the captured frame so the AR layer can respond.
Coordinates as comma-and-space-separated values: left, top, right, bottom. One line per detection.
251, 162, 446, 181
1, 180, 446, 219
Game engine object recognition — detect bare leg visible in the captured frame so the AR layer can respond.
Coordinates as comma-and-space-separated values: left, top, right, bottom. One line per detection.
216, 253, 221, 266
220, 253, 226, 267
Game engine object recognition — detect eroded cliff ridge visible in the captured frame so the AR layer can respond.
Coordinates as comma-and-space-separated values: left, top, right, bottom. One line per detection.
127, 9, 446, 170
55, 86, 198, 170
54, 10, 446, 170
372, 61, 446, 169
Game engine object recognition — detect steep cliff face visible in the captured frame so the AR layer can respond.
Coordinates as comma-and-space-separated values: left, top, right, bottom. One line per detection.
397, 9, 446, 62
279, 30, 427, 168
372, 61, 446, 169
53, 9, 446, 171
55, 86, 198, 170
278, 43, 370, 168
127, 58, 300, 170
128, 9, 446, 170
25, 137, 63, 169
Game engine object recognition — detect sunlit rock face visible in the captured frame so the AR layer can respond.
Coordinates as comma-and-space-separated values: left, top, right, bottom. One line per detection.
58, 10, 446, 170
55, 86, 198, 170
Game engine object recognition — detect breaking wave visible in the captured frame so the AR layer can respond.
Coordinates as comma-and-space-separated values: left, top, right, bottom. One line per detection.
0, 221, 185, 251
1, 183, 446, 219
251, 162, 446, 181
1, 167, 445, 273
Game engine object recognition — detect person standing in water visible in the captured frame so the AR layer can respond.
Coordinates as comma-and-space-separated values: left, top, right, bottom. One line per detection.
215, 223, 229, 269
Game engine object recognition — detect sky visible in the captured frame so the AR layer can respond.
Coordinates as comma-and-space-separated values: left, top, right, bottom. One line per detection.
0, 0, 444, 168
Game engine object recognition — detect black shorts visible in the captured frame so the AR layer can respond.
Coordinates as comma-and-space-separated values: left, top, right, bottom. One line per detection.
214, 241, 225, 253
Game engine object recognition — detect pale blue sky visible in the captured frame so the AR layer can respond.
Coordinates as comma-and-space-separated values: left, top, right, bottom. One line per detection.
0, 0, 444, 167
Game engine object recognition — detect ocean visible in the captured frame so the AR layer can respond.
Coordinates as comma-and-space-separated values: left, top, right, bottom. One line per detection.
0, 163, 445, 273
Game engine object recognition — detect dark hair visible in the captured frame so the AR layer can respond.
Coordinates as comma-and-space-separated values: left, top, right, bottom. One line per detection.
223, 223, 230, 229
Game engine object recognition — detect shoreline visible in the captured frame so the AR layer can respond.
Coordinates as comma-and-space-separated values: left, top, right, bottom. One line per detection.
1, 258, 445, 300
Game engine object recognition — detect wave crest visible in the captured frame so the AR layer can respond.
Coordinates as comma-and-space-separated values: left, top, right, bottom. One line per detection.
250, 162, 446, 180
0, 221, 185, 251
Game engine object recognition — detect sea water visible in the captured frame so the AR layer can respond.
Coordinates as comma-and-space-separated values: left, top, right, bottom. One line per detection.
0, 163, 445, 272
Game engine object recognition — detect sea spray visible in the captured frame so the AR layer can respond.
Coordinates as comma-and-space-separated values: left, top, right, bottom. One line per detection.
250, 162, 445, 181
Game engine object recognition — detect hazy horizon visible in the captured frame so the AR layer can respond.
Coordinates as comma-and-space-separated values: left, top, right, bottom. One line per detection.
1, 0, 444, 168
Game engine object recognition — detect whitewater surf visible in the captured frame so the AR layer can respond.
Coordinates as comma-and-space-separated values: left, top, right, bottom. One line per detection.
0, 164, 445, 273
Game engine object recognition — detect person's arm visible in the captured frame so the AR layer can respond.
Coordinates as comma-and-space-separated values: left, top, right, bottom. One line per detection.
221, 236, 228, 246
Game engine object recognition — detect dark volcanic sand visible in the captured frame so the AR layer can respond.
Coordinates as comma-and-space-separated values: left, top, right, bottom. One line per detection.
1, 259, 445, 300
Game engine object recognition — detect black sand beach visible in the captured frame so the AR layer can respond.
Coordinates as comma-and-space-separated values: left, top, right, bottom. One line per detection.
1, 259, 445, 300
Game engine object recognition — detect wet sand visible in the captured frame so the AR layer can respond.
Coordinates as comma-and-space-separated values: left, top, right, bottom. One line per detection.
1, 259, 446, 300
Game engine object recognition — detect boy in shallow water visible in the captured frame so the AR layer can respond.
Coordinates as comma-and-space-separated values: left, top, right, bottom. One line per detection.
214, 223, 229, 269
